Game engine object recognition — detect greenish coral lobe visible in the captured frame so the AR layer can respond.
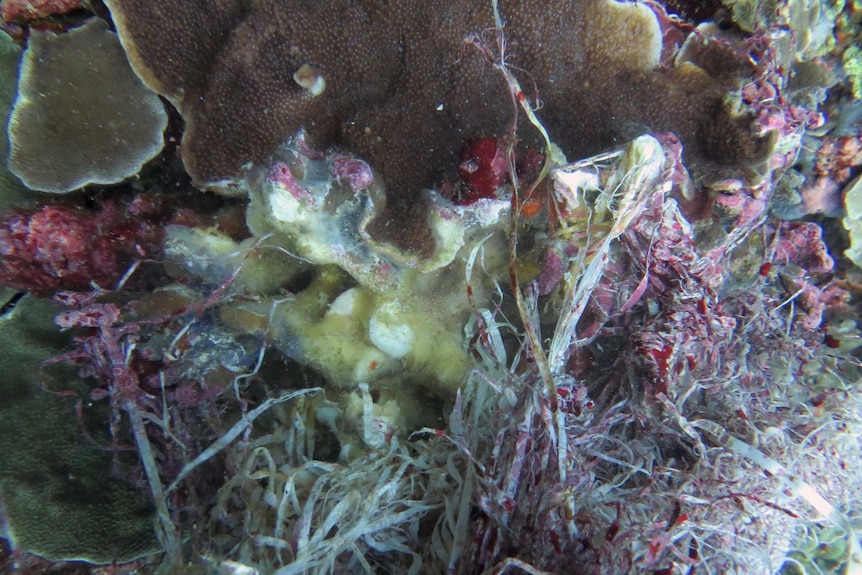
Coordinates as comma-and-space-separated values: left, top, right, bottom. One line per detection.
0, 290, 158, 564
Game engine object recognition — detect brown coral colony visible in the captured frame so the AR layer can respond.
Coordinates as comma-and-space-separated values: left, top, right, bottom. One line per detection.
104, 0, 770, 246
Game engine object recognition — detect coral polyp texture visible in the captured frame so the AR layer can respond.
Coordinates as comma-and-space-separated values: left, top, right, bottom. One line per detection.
1, 0, 861, 573
103, 0, 771, 240
6, 18, 167, 193
0, 291, 158, 564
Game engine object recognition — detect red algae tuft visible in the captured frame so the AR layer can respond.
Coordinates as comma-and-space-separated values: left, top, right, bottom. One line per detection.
456, 137, 510, 204
1, 0, 81, 25
0, 200, 163, 294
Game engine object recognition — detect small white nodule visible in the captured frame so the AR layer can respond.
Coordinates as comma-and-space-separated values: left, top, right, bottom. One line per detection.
369, 300, 413, 359
293, 64, 326, 97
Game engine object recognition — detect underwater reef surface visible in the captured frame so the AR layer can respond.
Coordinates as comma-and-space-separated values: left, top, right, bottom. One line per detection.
0, 0, 861, 574
103, 0, 781, 254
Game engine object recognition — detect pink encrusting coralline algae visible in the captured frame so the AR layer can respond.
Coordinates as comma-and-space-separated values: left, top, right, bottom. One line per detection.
0, 200, 163, 294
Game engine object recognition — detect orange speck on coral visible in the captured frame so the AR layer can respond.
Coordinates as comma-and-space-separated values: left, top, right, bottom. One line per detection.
519, 195, 543, 218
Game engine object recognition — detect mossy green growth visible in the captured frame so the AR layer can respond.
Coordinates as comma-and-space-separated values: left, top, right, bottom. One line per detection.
725, 0, 779, 32
843, 44, 862, 99
725, 0, 841, 59
232, 138, 509, 399
0, 289, 159, 563
781, 524, 858, 575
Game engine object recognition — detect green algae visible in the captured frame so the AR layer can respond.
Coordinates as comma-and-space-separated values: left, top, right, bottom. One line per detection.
844, 44, 862, 99
0, 289, 159, 563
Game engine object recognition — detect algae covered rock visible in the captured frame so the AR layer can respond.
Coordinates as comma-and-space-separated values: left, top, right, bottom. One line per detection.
0, 288, 158, 563
239, 136, 503, 397
6, 18, 167, 193
724, 0, 839, 59
163, 134, 508, 420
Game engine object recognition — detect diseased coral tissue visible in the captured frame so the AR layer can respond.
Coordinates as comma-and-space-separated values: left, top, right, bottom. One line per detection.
0, 0, 861, 574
